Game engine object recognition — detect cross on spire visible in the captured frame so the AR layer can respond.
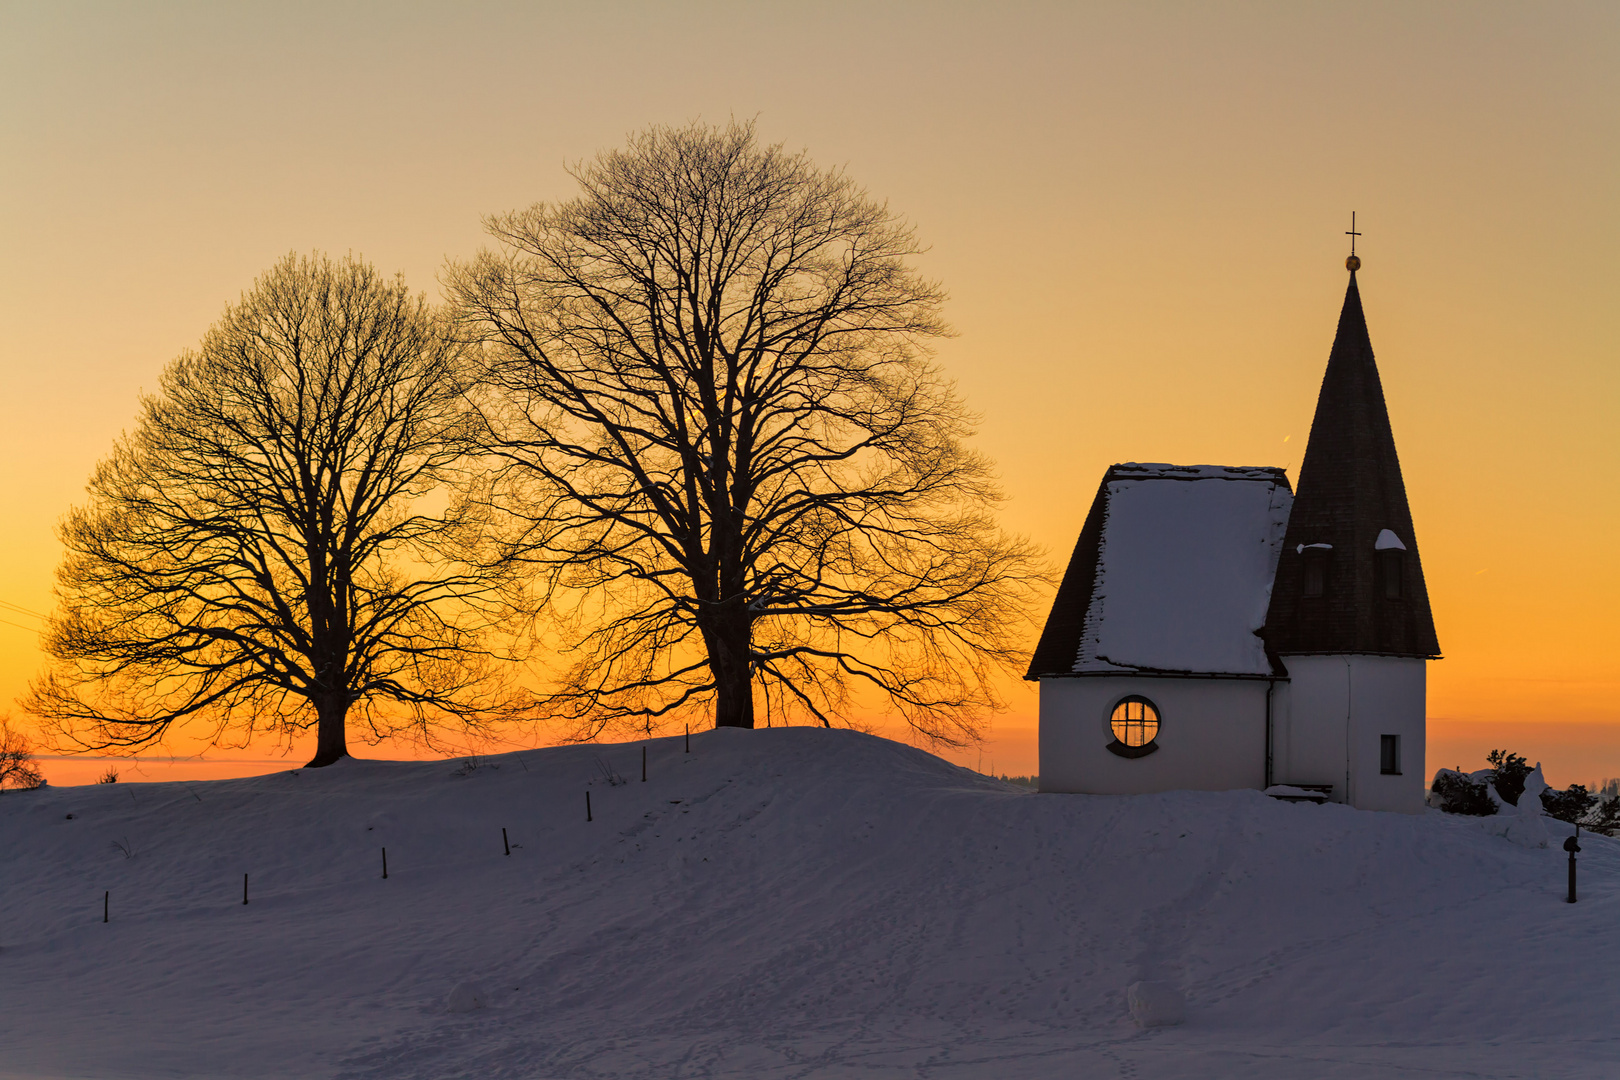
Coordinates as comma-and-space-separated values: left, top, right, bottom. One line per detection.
1346, 212, 1361, 255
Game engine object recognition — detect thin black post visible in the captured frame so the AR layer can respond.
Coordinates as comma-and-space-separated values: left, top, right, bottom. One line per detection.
243, 873, 249, 905
586, 790, 593, 822
685, 724, 690, 753
381, 847, 388, 879
642, 745, 648, 782
1566, 830, 1581, 903
503, 827, 511, 856
103, 890, 109, 923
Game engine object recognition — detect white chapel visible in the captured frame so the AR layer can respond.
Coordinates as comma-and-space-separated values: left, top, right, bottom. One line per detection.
1028, 259, 1440, 813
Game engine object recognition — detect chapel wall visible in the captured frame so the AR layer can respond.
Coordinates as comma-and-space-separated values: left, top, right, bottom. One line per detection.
1277, 655, 1426, 814
1037, 677, 1268, 795
1346, 656, 1427, 814
1272, 657, 1349, 796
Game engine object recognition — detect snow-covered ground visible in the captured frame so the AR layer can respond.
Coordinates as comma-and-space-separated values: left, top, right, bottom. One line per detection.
2, 728, 1614, 1079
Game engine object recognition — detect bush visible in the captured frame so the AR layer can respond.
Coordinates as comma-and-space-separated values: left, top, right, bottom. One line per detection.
1582, 797, 1620, 837
1433, 746, 1618, 833
1429, 768, 1497, 816
0, 715, 46, 792
1540, 783, 1597, 825
1486, 749, 1532, 806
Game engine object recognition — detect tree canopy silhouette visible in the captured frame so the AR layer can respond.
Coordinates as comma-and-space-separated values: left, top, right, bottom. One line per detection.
451, 121, 1042, 745
30, 253, 518, 766
0, 716, 45, 792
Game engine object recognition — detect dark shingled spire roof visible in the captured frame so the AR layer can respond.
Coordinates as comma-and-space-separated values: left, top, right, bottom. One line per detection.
1261, 273, 1441, 658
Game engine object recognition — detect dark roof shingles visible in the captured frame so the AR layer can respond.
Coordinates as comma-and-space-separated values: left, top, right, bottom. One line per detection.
1260, 274, 1441, 658
1026, 474, 1110, 679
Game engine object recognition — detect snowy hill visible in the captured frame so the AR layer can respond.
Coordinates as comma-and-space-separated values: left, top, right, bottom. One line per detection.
2, 727, 1615, 1079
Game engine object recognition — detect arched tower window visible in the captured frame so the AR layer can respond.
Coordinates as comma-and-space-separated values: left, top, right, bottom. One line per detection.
1297, 542, 1333, 598
1378, 551, 1404, 599
1375, 529, 1407, 600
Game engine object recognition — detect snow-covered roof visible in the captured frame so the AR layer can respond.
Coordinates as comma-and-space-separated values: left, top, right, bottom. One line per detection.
1028, 463, 1293, 679
1107, 463, 1283, 482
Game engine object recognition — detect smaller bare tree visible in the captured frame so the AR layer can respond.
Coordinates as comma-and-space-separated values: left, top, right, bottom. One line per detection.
0, 715, 45, 792
29, 253, 522, 767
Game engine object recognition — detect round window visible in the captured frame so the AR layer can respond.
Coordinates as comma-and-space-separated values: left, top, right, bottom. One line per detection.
1110, 696, 1160, 748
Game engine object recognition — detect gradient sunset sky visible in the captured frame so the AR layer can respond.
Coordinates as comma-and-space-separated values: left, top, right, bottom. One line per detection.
2, 2, 1615, 785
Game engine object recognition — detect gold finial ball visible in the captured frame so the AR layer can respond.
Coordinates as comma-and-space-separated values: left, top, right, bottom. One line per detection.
1346, 254, 1362, 272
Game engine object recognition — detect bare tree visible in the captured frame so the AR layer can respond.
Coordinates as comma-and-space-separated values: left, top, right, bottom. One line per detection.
29, 253, 519, 767
0, 715, 45, 791
450, 121, 1043, 745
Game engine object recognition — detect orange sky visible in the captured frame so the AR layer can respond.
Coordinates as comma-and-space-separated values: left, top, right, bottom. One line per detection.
2, 2, 1616, 787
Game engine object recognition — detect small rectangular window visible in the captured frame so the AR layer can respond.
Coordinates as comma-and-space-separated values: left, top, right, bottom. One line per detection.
1380, 734, 1401, 775
1303, 555, 1325, 597
1379, 550, 1404, 599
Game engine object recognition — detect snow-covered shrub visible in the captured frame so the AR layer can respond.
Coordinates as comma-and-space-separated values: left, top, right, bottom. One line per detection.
1540, 784, 1597, 825
1428, 769, 1496, 815
1584, 780, 1620, 835
1434, 746, 1616, 835
1586, 797, 1620, 837
0, 716, 45, 793
1539, 787, 1620, 836
1431, 749, 1551, 816
1486, 750, 1532, 805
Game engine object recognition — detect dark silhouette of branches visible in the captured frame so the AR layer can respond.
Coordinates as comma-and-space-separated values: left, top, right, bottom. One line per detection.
450, 120, 1044, 746
0, 715, 45, 791
29, 253, 522, 767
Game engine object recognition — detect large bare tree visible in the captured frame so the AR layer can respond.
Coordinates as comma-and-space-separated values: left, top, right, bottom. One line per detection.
450, 121, 1042, 745
29, 253, 517, 767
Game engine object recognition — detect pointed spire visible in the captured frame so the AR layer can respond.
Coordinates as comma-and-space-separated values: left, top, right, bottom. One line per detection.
1261, 272, 1441, 658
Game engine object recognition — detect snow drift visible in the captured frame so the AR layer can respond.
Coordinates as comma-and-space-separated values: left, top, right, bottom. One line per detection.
1, 727, 1616, 1079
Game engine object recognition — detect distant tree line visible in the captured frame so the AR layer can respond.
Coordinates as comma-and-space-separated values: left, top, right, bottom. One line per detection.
26, 121, 1044, 767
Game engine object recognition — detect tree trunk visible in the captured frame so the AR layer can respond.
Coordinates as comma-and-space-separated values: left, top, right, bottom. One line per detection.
304, 694, 350, 767
708, 618, 755, 729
